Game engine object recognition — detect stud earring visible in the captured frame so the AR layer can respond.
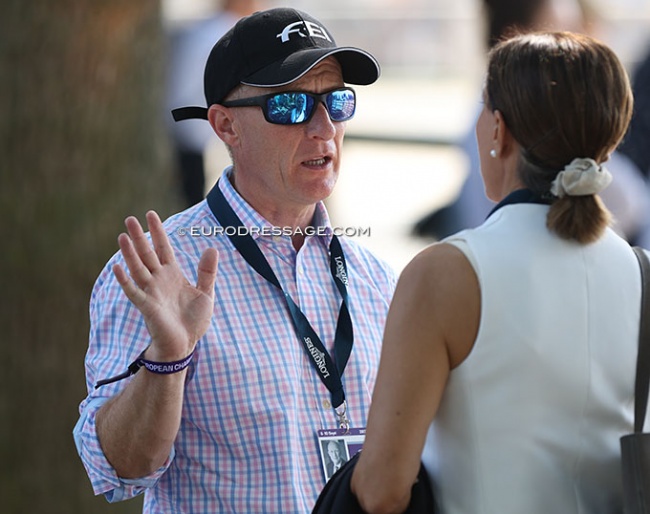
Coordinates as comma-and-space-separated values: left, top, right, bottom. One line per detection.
490, 149, 497, 158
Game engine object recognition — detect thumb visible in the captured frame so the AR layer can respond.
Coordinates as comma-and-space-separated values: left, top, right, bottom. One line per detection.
196, 248, 218, 296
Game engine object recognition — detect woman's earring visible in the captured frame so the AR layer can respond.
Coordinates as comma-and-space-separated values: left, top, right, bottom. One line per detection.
490, 149, 497, 158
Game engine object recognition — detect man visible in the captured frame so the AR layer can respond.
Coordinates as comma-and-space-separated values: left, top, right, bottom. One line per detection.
74, 8, 396, 513
325, 440, 348, 478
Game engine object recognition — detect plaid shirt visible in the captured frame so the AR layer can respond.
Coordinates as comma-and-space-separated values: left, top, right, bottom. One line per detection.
74, 170, 396, 513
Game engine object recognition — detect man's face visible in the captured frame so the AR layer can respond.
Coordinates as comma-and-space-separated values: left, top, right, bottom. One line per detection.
224, 57, 347, 218
328, 442, 341, 464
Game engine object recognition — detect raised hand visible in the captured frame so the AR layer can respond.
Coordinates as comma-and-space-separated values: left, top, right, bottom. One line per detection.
112, 210, 218, 361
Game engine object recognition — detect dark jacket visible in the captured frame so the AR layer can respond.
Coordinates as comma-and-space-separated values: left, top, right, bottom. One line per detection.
312, 452, 437, 514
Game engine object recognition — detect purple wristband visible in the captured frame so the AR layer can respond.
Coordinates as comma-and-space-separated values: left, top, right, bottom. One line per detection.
94, 347, 196, 388
137, 349, 195, 374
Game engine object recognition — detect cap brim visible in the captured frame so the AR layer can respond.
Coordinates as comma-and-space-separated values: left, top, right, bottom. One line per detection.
242, 47, 380, 88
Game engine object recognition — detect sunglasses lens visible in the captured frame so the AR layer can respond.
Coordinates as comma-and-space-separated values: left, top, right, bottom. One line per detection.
327, 89, 356, 121
263, 89, 355, 124
267, 93, 314, 124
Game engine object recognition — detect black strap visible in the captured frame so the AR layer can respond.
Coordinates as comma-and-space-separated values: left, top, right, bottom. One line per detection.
633, 246, 650, 433
206, 181, 353, 413
172, 106, 209, 121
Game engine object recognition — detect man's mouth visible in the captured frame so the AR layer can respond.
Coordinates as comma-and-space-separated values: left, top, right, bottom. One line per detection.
303, 157, 330, 167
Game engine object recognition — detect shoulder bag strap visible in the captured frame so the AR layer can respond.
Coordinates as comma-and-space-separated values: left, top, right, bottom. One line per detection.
633, 246, 650, 433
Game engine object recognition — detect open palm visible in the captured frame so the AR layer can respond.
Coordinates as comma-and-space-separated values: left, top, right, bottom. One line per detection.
112, 211, 218, 360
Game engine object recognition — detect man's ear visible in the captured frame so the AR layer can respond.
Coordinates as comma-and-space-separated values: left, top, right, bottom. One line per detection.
208, 104, 239, 147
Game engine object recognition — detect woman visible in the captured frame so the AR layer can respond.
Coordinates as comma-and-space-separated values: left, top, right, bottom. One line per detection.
351, 32, 643, 513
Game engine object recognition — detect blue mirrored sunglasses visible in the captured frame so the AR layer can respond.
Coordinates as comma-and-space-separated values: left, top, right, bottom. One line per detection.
221, 87, 356, 125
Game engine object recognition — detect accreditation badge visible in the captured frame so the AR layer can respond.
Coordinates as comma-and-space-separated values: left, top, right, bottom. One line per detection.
317, 427, 366, 481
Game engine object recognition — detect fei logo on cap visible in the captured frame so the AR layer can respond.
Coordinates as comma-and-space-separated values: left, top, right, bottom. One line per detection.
276, 21, 333, 43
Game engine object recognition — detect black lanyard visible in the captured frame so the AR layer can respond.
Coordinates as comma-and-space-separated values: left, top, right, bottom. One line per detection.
207, 181, 354, 427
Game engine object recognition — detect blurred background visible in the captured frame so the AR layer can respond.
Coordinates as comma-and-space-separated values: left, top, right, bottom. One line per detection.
1, 0, 648, 511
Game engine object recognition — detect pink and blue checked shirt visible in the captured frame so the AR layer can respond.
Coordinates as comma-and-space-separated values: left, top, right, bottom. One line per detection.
74, 169, 397, 513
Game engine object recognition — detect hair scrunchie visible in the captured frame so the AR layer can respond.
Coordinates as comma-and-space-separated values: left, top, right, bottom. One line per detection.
550, 157, 612, 198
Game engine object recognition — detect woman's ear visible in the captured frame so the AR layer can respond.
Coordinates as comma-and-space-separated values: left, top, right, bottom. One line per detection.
493, 109, 516, 157
208, 104, 239, 147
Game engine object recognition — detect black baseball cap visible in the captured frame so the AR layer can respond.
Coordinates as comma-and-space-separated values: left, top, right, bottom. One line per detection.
172, 7, 380, 121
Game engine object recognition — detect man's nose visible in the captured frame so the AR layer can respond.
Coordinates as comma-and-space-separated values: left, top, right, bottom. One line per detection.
306, 102, 337, 139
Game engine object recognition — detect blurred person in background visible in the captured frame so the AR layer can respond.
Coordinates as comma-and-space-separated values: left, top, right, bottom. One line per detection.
620, 42, 650, 180
414, 0, 650, 244
351, 31, 644, 513
618, 41, 650, 247
75, 8, 396, 512
166, 0, 263, 207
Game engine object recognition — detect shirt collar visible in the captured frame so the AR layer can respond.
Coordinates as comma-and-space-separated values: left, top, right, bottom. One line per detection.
216, 167, 334, 243
486, 188, 553, 220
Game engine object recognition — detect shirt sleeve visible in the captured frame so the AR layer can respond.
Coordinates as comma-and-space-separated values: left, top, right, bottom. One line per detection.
73, 397, 175, 502
72, 258, 174, 502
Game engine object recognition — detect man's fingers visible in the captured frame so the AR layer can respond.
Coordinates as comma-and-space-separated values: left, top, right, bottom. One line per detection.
117, 232, 152, 285
146, 211, 177, 266
112, 263, 146, 306
196, 248, 219, 296
125, 215, 161, 272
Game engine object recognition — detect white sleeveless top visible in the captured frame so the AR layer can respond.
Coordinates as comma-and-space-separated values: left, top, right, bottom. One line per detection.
422, 203, 645, 513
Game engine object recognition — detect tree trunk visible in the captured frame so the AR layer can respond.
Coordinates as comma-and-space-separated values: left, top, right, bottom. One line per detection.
0, 1, 179, 512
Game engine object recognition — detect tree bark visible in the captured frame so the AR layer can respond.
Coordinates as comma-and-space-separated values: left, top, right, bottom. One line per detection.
0, 1, 179, 511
